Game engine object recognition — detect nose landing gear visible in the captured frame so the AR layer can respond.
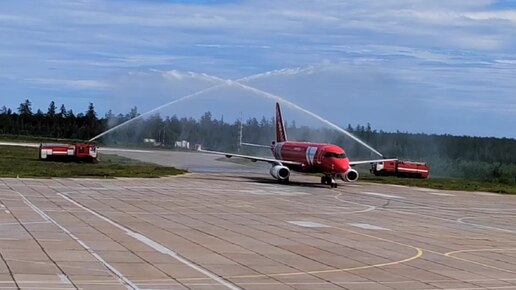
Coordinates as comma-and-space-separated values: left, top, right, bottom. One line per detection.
321, 175, 338, 188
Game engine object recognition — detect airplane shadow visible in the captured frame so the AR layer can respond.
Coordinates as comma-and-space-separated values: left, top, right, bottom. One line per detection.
238, 176, 329, 189
187, 173, 329, 189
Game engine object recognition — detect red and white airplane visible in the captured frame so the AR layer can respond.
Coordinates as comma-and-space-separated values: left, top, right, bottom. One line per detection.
200, 102, 395, 187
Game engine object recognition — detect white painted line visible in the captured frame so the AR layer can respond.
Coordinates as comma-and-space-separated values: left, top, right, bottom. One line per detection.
458, 217, 516, 234
385, 184, 408, 188
58, 274, 72, 285
334, 193, 377, 213
12, 190, 140, 290
473, 192, 498, 196
58, 192, 242, 290
361, 192, 405, 199
425, 192, 455, 197
288, 221, 330, 228
4, 210, 10, 214
348, 223, 391, 231
0, 238, 20, 241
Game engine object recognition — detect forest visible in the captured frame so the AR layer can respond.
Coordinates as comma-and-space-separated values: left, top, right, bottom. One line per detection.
1, 99, 515, 183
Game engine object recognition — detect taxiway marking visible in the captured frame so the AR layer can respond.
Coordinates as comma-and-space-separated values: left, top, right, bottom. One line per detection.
348, 223, 391, 230
12, 190, 140, 290
186, 221, 423, 281
445, 248, 516, 275
287, 221, 330, 228
361, 191, 405, 199
334, 192, 377, 213
58, 192, 243, 290
458, 217, 516, 234
425, 192, 456, 196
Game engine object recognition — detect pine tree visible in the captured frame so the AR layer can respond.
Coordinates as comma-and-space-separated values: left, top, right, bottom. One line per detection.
18, 99, 32, 116
47, 101, 56, 117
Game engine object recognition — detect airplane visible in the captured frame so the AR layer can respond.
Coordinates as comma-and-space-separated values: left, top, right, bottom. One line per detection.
199, 102, 396, 188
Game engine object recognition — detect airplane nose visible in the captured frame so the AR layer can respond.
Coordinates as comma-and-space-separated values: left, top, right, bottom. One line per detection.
335, 159, 350, 173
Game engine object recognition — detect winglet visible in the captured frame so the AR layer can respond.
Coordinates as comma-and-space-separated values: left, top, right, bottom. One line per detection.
275, 102, 287, 142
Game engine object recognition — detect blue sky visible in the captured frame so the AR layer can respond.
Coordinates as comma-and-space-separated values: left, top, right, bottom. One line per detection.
1, 0, 515, 138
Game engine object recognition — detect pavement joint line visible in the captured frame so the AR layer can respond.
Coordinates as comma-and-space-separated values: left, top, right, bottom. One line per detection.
6, 258, 108, 273
12, 189, 140, 290
5, 277, 516, 285
58, 274, 72, 286
437, 286, 516, 290
2, 176, 515, 288
446, 248, 516, 255
174, 224, 424, 281
57, 191, 244, 290
443, 248, 516, 276
411, 244, 516, 278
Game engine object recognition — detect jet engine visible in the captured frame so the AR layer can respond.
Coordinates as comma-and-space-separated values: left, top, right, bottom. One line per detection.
340, 168, 359, 182
270, 165, 290, 181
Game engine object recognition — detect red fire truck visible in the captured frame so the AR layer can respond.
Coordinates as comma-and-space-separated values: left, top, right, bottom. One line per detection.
370, 160, 429, 179
39, 143, 98, 162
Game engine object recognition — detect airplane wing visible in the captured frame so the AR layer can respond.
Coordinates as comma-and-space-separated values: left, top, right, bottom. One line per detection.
198, 149, 302, 166
349, 158, 398, 166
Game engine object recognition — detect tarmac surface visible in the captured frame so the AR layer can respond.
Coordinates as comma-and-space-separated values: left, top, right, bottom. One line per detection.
0, 150, 516, 289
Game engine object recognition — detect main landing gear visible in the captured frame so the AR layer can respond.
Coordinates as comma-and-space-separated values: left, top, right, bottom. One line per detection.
321, 175, 338, 188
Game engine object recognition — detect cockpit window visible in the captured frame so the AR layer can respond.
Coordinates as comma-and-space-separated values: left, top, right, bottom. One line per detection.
324, 152, 346, 158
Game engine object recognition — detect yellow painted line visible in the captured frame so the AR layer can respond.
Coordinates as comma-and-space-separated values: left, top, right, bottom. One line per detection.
178, 224, 424, 281
178, 247, 420, 281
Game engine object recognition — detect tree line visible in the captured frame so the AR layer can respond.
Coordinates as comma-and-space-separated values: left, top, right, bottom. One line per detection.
1, 99, 515, 182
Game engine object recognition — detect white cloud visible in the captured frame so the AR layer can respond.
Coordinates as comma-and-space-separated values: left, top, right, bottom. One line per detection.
25, 78, 108, 89
0, 0, 515, 137
465, 10, 516, 22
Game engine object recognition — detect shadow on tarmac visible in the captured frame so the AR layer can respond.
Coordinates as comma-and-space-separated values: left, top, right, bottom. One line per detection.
187, 173, 329, 189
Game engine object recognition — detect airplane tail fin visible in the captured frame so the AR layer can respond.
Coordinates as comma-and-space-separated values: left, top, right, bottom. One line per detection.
275, 102, 288, 142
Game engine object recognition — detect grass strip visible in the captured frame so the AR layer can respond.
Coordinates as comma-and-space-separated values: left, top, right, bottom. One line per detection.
0, 145, 184, 178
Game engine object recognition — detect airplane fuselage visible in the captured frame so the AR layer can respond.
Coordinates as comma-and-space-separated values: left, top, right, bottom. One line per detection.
272, 141, 350, 175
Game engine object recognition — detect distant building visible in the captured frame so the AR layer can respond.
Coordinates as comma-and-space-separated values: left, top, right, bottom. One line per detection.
143, 138, 161, 146
175, 140, 190, 149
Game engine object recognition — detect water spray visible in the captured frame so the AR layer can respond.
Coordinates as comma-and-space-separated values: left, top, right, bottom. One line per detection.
228, 82, 384, 157
89, 82, 229, 142
90, 67, 384, 157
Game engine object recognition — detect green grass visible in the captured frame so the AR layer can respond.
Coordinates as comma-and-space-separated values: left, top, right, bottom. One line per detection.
0, 145, 185, 178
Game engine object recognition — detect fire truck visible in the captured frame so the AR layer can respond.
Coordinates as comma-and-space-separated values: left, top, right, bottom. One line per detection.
39, 143, 98, 162
370, 160, 429, 179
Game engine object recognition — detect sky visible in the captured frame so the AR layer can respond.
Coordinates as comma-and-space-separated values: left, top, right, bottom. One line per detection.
1, 0, 515, 138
